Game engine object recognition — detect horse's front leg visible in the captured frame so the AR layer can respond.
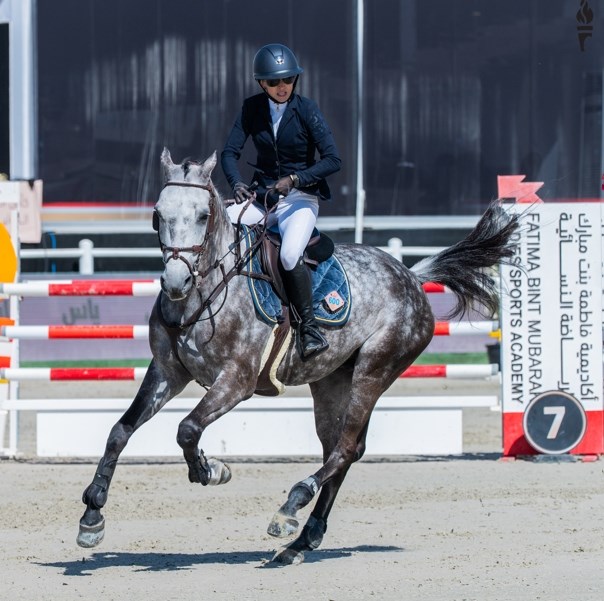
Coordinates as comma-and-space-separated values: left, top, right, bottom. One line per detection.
177, 366, 255, 486
77, 360, 187, 548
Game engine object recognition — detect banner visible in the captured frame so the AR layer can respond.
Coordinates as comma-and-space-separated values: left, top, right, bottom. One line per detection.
500, 203, 603, 456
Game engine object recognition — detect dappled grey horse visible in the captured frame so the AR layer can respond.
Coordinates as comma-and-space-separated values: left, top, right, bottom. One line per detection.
77, 149, 519, 565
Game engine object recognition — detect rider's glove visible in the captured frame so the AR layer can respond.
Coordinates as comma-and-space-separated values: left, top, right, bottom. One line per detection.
233, 182, 255, 204
274, 175, 295, 197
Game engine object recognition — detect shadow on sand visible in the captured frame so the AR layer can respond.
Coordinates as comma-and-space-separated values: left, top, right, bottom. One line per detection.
37, 545, 404, 575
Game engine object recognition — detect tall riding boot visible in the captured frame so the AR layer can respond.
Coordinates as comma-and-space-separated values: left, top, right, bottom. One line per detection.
282, 258, 329, 361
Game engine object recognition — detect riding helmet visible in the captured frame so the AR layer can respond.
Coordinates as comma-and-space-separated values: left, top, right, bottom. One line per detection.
253, 43, 303, 80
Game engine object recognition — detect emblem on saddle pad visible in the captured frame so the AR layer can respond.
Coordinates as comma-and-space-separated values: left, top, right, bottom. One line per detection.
323, 290, 345, 313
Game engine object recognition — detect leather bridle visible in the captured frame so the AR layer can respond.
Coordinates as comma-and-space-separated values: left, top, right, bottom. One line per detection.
154, 179, 271, 330
154, 181, 218, 280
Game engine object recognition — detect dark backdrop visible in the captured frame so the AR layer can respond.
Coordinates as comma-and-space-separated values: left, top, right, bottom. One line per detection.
37, 0, 603, 215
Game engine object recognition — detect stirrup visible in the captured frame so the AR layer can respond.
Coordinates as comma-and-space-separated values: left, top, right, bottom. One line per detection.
296, 323, 329, 361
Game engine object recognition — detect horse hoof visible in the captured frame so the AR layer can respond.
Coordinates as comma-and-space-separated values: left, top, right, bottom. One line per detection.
267, 511, 299, 538
270, 545, 305, 566
77, 517, 105, 548
207, 458, 232, 485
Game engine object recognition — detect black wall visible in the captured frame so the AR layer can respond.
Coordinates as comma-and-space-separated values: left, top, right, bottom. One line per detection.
36, 0, 603, 215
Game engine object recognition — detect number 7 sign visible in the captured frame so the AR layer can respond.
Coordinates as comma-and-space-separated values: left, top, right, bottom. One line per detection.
523, 391, 587, 454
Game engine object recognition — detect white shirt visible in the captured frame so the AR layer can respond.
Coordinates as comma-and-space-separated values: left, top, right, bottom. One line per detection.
269, 98, 285, 137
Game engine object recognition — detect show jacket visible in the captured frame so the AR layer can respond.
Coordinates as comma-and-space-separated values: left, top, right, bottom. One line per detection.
221, 93, 341, 202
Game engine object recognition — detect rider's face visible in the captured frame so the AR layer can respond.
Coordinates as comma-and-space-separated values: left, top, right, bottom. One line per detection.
260, 78, 294, 103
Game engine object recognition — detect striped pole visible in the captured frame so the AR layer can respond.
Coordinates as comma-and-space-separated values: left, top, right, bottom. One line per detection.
1, 325, 149, 339
0, 279, 160, 297
433, 321, 498, 336
422, 282, 450, 293
1, 321, 497, 340
1, 279, 450, 297
0, 364, 497, 381
0, 367, 148, 381
402, 364, 499, 378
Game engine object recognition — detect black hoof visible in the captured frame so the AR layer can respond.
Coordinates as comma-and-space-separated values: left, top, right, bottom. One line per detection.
270, 544, 305, 566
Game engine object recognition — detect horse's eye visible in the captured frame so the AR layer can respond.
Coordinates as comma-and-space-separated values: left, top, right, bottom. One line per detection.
199, 214, 208, 223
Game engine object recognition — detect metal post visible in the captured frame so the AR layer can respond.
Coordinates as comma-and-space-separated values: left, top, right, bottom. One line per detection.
79, 239, 94, 275
388, 237, 403, 262
8, 208, 19, 455
354, 0, 365, 244
8, 0, 37, 179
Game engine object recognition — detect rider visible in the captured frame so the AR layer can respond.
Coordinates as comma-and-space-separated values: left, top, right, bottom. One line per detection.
221, 43, 341, 361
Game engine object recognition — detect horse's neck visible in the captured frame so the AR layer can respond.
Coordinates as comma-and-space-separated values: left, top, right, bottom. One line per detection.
207, 207, 238, 276
187, 208, 249, 316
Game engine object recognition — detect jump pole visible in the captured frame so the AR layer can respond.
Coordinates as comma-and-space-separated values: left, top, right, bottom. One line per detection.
0, 183, 21, 457
0, 279, 450, 297
0, 320, 498, 339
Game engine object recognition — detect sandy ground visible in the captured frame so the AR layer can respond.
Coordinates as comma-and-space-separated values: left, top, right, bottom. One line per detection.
1, 380, 604, 600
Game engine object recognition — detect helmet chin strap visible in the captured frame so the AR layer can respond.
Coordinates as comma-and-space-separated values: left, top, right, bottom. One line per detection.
257, 76, 299, 104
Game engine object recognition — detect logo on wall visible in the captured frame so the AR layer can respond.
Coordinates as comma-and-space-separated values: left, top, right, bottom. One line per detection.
576, 0, 594, 52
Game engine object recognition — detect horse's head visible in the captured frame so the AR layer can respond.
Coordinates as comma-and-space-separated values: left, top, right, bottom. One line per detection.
155, 148, 223, 301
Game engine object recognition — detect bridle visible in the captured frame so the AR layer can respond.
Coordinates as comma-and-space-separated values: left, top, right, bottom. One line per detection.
154, 181, 218, 280
154, 179, 272, 330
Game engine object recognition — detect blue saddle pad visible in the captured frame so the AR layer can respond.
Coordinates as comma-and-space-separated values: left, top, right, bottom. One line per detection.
240, 225, 352, 327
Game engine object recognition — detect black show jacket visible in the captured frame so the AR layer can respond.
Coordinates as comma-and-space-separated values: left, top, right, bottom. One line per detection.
221, 93, 341, 202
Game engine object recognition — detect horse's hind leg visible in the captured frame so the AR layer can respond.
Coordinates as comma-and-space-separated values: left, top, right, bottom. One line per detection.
270, 365, 371, 565
268, 329, 427, 565
270, 425, 369, 566
77, 360, 187, 548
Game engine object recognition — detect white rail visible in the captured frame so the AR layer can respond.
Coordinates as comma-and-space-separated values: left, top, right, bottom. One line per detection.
39, 212, 481, 235
20, 238, 447, 274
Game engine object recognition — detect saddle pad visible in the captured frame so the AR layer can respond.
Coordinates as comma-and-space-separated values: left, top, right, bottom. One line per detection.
240, 225, 352, 327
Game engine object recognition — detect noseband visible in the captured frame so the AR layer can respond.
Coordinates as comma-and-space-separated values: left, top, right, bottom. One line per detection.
154, 181, 217, 279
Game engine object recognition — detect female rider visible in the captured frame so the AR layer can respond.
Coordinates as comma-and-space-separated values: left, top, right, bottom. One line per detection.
221, 43, 341, 361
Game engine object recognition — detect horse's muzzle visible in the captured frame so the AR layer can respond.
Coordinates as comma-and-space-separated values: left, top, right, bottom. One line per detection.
160, 272, 193, 301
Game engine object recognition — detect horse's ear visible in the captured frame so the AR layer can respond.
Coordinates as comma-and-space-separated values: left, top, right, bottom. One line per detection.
160, 147, 178, 183
200, 151, 217, 180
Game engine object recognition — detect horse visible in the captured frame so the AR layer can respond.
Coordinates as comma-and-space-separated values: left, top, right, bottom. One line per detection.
77, 149, 519, 565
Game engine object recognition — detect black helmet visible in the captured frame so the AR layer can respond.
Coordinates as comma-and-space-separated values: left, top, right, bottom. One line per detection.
253, 43, 303, 80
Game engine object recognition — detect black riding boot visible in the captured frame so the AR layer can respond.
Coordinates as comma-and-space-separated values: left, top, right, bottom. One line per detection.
282, 258, 329, 361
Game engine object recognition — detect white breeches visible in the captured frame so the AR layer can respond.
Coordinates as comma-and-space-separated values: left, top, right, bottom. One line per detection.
226, 190, 319, 271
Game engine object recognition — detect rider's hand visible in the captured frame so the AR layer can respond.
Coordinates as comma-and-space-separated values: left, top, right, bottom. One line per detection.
233, 182, 255, 204
274, 176, 294, 197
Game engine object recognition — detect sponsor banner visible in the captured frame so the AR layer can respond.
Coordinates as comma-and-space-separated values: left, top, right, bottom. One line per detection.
500, 203, 603, 455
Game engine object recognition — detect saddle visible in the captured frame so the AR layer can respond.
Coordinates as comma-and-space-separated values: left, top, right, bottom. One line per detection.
259, 226, 335, 304
238, 224, 349, 397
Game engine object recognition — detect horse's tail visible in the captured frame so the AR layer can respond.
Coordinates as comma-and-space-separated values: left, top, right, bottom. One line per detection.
411, 201, 520, 319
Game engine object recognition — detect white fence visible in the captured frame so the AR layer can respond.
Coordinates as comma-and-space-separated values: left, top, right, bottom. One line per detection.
22, 212, 480, 274
20, 237, 447, 275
